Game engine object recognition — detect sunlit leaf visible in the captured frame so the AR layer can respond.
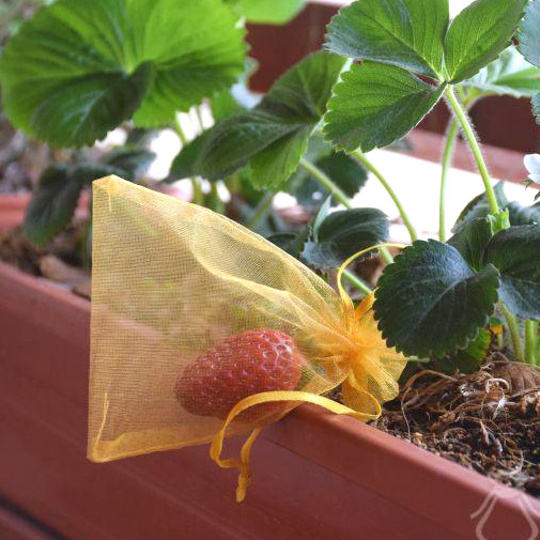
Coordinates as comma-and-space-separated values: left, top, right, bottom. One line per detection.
324, 62, 445, 152
0, 0, 246, 146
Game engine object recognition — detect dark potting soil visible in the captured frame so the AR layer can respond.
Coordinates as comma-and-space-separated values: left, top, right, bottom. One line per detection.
0, 227, 44, 275
372, 358, 540, 499
0, 227, 91, 297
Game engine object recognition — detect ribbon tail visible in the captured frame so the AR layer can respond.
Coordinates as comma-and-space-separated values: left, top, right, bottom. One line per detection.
209, 390, 376, 502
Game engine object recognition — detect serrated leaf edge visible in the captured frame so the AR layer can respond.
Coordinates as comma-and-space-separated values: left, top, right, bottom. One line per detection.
373, 240, 500, 358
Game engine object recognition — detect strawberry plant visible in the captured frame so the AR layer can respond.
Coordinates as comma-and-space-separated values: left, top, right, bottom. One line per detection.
0, 0, 308, 248
186, 0, 540, 369
2, 0, 540, 370
70, 0, 540, 502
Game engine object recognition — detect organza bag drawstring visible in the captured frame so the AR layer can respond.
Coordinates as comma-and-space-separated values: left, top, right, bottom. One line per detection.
208, 248, 406, 502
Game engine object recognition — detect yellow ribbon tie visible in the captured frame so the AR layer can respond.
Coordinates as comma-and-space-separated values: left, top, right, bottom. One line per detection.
210, 242, 407, 503
210, 391, 379, 502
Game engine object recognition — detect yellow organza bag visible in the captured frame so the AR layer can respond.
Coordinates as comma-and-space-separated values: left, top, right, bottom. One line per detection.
88, 176, 406, 501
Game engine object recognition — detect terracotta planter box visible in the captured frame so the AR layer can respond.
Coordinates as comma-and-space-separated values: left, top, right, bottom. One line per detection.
0, 194, 29, 231
1, 260, 539, 540
0, 4, 538, 538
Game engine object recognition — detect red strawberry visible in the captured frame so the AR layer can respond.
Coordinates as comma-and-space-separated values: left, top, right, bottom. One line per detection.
176, 329, 303, 421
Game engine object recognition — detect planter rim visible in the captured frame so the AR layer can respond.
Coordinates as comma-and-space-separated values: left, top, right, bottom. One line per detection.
1, 260, 539, 540
0, 193, 31, 208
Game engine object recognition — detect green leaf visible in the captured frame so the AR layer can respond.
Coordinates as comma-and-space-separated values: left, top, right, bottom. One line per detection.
518, 0, 540, 69
444, 0, 528, 82
249, 131, 312, 189
453, 328, 492, 373
325, 0, 448, 79
461, 47, 540, 99
302, 208, 388, 269
226, 0, 306, 24
211, 90, 245, 123
23, 161, 125, 245
210, 56, 259, 121
519, 0, 540, 126
293, 151, 368, 211
506, 201, 540, 226
532, 94, 540, 124
323, 62, 445, 152
453, 182, 508, 232
267, 228, 310, 259
433, 328, 491, 374
23, 165, 83, 245
103, 148, 156, 180
374, 240, 500, 357
196, 52, 346, 188
0, 0, 246, 146
311, 196, 333, 242
18, 63, 152, 148
71, 163, 127, 185
448, 217, 493, 271
170, 68, 255, 183
454, 186, 540, 231
169, 131, 212, 181
484, 225, 540, 320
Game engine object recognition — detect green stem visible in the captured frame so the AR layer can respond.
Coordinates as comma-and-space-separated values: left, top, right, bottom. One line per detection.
191, 177, 204, 206
173, 116, 188, 143
208, 182, 225, 214
246, 192, 274, 230
351, 149, 418, 242
500, 303, 524, 363
444, 86, 499, 216
378, 245, 394, 265
439, 120, 459, 242
173, 117, 204, 205
299, 158, 393, 264
525, 320, 539, 365
195, 106, 206, 134
299, 158, 352, 209
342, 269, 372, 296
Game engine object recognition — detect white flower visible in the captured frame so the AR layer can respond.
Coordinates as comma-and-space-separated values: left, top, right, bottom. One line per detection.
524, 154, 540, 184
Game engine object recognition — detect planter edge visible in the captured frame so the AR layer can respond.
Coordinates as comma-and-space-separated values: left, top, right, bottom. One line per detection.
1, 261, 539, 540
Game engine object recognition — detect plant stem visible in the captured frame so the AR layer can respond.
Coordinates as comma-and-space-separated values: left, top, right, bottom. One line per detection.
500, 303, 524, 363
195, 106, 206, 134
299, 158, 394, 264
191, 176, 204, 205
173, 116, 188, 142
299, 158, 352, 209
377, 245, 394, 265
351, 149, 418, 242
342, 269, 372, 295
246, 191, 274, 230
444, 89, 524, 363
444, 86, 499, 216
439, 120, 459, 242
172, 116, 204, 205
208, 182, 225, 214
525, 320, 539, 365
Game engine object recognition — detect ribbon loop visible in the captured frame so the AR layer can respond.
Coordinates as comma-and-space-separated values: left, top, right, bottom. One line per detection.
209, 243, 407, 502
210, 390, 383, 502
